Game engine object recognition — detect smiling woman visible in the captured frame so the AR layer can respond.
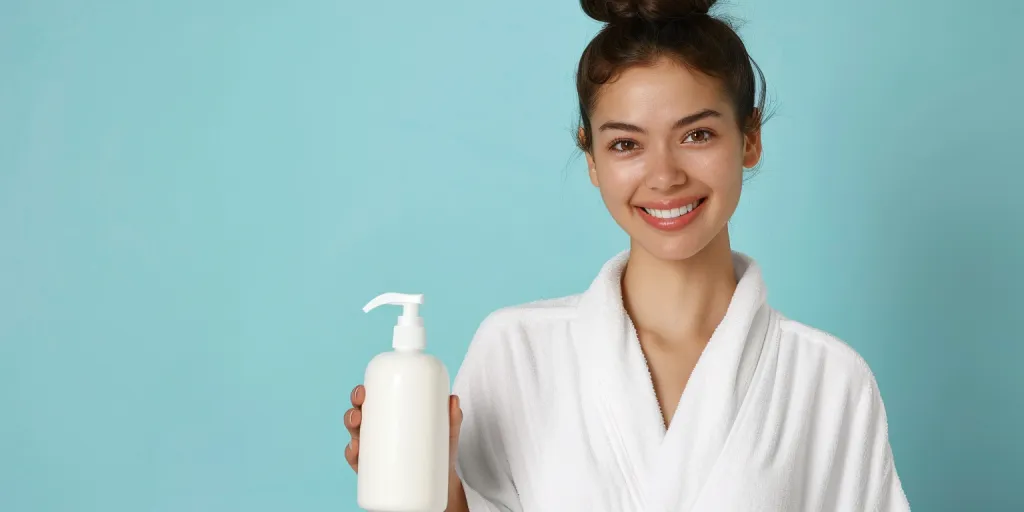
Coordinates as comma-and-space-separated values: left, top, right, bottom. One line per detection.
575, 0, 766, 263
593, 106, 723, 231
344, 0, 913, 510
581, 60, 758, 259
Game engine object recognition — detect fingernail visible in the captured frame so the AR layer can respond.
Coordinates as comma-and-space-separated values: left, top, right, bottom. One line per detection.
345, 410, 353, 424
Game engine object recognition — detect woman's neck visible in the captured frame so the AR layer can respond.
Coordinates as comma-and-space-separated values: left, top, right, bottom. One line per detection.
621, 230, 737, 347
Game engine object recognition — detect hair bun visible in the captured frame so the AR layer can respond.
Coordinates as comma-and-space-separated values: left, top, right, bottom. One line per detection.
580, 0, 717, 24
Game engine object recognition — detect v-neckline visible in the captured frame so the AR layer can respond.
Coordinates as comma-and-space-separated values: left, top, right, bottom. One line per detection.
571, 250, 773, 511
627, 320, 714, 435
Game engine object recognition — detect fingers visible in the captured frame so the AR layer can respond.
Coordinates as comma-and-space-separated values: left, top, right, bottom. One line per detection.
449, 395, 463, 439
345, 438, 359, 472
448, 395, 463, 470
345, 385, 364, 442
345, 408, 361, 472
345, 385, 365, 473
345, 407, 361, 440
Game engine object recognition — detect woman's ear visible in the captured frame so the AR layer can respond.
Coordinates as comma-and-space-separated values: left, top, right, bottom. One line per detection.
579, 127, 600, 187
742, 128, 762, 169
742, 110, 763, 169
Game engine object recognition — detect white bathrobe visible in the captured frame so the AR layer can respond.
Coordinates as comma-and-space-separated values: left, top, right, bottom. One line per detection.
452, 251, 910, 512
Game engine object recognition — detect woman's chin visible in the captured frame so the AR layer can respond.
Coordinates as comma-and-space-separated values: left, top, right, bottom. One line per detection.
630, 235, 705, 262
628, 223, 728, 263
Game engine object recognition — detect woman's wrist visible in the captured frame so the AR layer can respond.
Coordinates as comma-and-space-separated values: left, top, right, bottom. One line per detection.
446, 469, 468, 512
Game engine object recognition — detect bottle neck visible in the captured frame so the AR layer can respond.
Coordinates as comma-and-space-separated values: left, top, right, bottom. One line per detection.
393, 324, 425, 351
393, 345, 424, 353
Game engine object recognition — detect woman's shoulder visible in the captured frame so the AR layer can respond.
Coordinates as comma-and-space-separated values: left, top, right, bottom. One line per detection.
454, 294, 585, 385
469, 294, 583, 345
772, 312, 884, 394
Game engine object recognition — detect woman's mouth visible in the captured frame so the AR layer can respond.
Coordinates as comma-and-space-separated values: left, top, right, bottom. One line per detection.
636, 198, 706, 231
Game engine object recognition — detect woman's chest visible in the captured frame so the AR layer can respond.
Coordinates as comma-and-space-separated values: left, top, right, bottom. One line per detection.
507, 392, 811, 512
522, 443, 801, 512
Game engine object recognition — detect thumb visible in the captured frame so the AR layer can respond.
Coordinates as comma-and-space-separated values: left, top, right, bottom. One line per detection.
449, 395, 463, 469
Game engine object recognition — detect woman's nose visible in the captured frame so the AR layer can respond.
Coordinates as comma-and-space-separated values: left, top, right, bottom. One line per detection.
644, 148, 688, 191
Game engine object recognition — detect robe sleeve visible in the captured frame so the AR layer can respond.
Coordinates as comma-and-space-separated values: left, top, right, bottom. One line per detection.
848, 375, 912, 512
452, 315, 522, 512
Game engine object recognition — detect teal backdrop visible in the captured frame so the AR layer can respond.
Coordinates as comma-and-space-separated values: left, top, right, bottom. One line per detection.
2, 0, 1022, 510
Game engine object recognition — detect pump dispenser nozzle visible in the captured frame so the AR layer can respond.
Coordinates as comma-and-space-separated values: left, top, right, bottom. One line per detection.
363, 293, 426, 351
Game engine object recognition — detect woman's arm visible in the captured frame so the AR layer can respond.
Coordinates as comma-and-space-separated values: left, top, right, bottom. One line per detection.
449, 314, 522, 512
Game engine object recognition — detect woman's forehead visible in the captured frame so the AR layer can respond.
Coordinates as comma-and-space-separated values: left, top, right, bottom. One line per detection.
592, 60, 732, 124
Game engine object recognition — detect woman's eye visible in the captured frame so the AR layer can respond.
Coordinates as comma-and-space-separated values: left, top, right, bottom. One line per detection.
684, 129, 714, 144
610, 140, 639, 152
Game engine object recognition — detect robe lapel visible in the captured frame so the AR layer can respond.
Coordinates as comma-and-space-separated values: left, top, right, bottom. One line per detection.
647, 252, 773, 511
571, 251, 664, 510
572, 251, 773, 512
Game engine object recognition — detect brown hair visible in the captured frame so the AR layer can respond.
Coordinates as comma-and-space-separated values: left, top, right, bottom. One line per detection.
575, 0, 770, 153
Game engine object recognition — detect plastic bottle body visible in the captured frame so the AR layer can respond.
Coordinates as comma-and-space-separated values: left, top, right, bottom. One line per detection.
357, 350, 450, 512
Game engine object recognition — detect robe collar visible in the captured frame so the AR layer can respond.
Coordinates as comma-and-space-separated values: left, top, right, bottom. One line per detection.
572, 250, 774, 511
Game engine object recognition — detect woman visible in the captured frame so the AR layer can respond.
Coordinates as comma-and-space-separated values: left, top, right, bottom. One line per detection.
345, 0, 910, 510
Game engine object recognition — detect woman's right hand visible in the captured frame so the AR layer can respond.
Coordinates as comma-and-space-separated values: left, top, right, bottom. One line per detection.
344, 384, 465, 475
345, 384, 469, 512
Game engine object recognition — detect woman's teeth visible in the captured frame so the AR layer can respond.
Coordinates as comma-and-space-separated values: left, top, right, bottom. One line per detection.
642, 200, 701, 219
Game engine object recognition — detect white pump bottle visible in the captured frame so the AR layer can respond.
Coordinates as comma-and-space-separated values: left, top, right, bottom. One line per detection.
357, 292, 450, 512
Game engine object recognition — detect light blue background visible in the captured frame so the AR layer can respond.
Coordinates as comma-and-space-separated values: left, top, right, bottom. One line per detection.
2, 0, 1021, 510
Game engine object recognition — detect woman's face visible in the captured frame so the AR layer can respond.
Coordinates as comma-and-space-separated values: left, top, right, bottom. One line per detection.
584, 57, 761, 261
